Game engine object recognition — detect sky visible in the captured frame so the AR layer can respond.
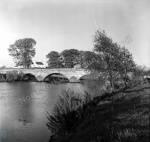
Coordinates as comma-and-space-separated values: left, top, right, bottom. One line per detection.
0, 0, 150, 68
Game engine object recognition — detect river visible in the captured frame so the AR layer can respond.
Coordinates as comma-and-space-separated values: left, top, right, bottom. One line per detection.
0, 82, 92, 142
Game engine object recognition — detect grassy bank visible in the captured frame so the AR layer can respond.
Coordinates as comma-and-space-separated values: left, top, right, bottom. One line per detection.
47, 84, 150, 142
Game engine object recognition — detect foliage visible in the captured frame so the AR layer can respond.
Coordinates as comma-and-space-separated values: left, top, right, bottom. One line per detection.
77, 50, 85, 68
1, 71, 38, 82
47, 90, 93, 141
84, 74, 109, 96
8, 38, 36, 68
81, 51, 99, 69
0, 66, 6, 68
128, 65, 150, 85
146, 69, 150, 76
46, 51, 62, 68
86, 30, 136, 92
5, 70, 24, 81
45, 49, 99, 69
60, 49, 80, 68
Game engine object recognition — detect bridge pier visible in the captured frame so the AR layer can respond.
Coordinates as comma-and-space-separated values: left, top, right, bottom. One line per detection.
69, 76, 78, 83
36, 75, 44, 82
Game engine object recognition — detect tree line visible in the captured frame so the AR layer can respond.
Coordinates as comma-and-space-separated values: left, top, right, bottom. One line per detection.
46, 49, 97, 68
8, 30, 150, 89
7, 37, 96, 69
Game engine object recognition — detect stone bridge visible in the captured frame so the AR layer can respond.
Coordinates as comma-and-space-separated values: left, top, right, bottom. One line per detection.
0, 68, 90, 82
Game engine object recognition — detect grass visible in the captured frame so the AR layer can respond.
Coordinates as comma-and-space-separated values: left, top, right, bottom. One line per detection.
47, 84, 150, 142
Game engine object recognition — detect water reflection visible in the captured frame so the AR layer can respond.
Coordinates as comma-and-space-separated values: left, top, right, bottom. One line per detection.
0, 82, 90, 142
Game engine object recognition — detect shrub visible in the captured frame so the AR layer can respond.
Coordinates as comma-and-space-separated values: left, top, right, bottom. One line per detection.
5, 70, 24, 81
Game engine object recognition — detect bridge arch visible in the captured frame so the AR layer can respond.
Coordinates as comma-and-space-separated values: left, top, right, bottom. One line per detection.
0, 73, 6, 80
22, 73, 37, 81
43, 73, 69, 83
77, 74, 92, 82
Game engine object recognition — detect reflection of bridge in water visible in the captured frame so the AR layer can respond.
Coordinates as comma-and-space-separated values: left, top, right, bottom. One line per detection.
0, 68, 91, 82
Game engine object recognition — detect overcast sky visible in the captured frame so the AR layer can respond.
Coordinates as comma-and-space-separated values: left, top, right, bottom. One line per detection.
0, 0, 149, 68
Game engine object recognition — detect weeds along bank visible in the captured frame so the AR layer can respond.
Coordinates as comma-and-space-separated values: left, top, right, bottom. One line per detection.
0, 71, 26, 82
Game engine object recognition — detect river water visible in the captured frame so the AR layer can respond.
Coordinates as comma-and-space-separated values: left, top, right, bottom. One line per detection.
0, 82, 92, 142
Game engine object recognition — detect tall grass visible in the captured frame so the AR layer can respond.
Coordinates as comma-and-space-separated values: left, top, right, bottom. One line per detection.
46, 90, 93, 141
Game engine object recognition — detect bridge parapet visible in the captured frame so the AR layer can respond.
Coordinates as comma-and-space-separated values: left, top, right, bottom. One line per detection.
0, 68, 90, 82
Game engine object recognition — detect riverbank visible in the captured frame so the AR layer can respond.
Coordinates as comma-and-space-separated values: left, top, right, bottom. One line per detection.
0, 71, 25, 82
47, 84, 150, 142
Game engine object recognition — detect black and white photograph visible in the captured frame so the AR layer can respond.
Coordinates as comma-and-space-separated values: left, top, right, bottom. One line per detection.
0, 0, 150, 141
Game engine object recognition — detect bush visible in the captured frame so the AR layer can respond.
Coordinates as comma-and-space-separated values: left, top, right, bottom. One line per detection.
5, 70, 24, 81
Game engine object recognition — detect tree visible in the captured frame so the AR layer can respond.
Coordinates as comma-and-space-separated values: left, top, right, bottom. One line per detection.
77, 50, 85, 68
8, 38, 36, 68
82, 51, 99, 69
0, 66, 6, 68
114, 47, 136, 87
87, 30, 136, 92
46, 51, 62, 68
60, 49, 80, 68
146, 68, 150, 76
